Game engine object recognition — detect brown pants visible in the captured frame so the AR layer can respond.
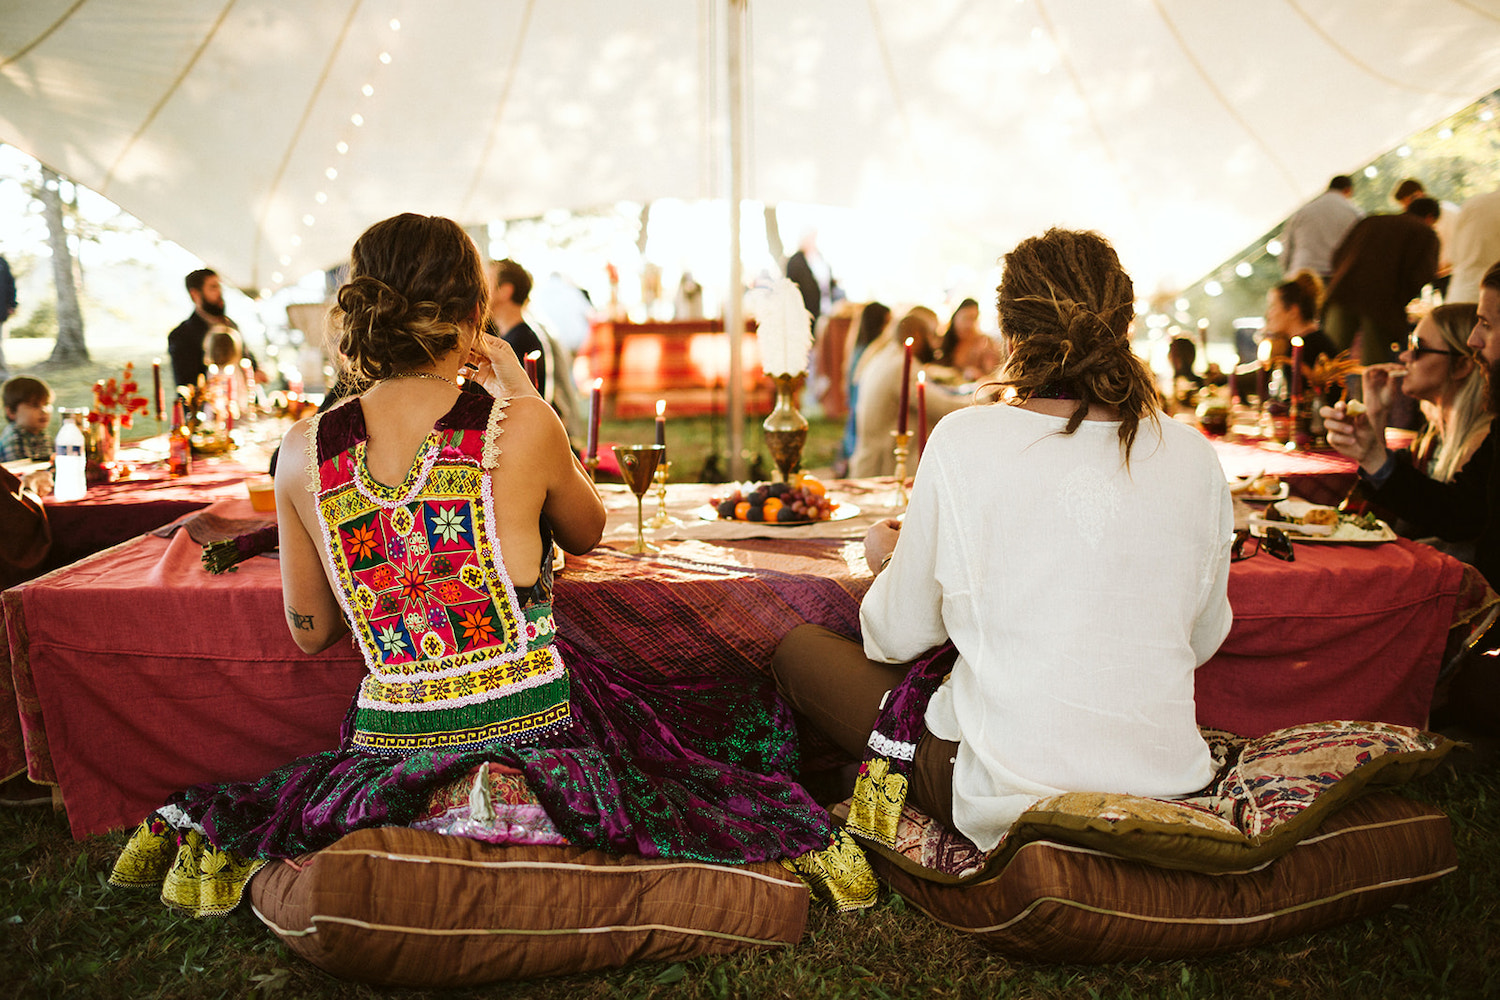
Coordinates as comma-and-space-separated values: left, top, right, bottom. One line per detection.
771, 623, 958, 829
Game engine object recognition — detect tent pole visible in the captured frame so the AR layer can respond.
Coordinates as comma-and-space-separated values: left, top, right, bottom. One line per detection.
725, 0, 747, 481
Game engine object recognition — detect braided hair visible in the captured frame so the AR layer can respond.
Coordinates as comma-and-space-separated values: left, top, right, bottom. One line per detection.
993, 228, 1159, 459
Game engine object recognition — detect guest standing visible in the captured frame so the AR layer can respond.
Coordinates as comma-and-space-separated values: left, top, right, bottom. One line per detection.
1322, 198, 1441, 366
167, 269, 236, 388
1281, 175, 1362, 280
1448, 187, 1500, 306
774, 228, 1231, 850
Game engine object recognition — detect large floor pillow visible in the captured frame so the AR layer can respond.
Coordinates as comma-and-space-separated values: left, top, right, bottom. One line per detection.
874, 792, 1455, 963
248, 825, 810, 988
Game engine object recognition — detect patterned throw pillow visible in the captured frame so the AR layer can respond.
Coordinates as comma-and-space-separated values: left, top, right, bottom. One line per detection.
847, 721, 1455, 882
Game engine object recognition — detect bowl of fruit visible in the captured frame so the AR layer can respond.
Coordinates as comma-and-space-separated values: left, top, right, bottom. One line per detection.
703, 475, 856, 524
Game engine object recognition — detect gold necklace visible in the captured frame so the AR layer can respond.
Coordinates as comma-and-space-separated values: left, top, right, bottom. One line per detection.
384, 370, 458, 389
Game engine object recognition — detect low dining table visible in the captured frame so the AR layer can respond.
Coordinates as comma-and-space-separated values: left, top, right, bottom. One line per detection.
2, 479, 1491, 839
38, 430, 279, 573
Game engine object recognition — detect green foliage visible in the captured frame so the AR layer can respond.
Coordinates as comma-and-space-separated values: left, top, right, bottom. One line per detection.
7, 300, 56, 340
1, 764, 1495, 999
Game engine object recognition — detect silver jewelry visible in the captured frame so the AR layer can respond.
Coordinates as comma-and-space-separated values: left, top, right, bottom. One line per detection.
384, 370, 458, 389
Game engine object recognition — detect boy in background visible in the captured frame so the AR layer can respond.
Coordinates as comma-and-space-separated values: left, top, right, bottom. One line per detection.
0, 375, 55, 462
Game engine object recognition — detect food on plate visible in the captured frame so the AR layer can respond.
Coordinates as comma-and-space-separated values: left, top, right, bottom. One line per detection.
1231, 473, 1283, 497
711, 475, 839, 523
1328, 511, 1390, 541
1264, 500, 1390, 540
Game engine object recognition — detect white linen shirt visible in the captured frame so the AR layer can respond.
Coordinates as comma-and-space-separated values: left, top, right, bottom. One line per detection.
858, 404, 1232, 851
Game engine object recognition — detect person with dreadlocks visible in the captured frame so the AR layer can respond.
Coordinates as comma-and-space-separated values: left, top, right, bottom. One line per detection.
772, 228, 1233, 852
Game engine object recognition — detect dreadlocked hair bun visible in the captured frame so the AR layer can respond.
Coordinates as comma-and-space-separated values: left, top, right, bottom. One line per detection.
332, 213, 488, 385
994, 228, 1160, 459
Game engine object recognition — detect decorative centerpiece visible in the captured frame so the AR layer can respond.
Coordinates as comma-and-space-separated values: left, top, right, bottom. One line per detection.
750, 277, 814, 481
1300, 349, 1361, 447
87, 363, 149, 479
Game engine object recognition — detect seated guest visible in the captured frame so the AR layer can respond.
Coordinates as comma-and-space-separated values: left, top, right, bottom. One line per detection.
0, 375, 54, 462
110, 213, 837, 914
1166, 335, 1205, 409
774, 228, 1232, 851
1263, 270, 1338, 367
936, 298, 1001, 380
840, 301, 891, 469
848, 307, 967, 476
1397, 304, 1489, 483
1323, 262, 1500, 585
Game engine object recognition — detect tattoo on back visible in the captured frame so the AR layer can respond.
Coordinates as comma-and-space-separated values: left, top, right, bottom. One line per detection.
287, 607, 316, 631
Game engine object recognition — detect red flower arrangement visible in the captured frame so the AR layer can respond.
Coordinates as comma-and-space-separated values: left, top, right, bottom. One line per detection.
91, 362, 151, 428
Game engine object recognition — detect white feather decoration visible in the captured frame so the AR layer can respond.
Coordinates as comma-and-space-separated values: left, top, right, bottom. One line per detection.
752, 276, 813, 376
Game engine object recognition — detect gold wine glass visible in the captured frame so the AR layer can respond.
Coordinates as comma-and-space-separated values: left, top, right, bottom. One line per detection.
613, 444, 665, 555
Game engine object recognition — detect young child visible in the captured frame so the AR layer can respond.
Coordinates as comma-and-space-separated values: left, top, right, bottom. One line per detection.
0, 375, 55, 462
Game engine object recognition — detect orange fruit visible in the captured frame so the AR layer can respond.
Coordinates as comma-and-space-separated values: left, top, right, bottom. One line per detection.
763, 498, 783, 517
734, 501, 751, 521
801, 476, 826, 497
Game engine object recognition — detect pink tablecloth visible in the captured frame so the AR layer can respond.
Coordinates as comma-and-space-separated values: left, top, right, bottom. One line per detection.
1, 495, 1488, 839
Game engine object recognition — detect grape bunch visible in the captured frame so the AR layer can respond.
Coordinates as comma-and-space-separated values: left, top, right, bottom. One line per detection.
712, 478, 837, 523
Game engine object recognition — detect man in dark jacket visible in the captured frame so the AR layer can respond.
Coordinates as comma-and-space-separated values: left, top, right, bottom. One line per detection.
1322, 197, 1441, 366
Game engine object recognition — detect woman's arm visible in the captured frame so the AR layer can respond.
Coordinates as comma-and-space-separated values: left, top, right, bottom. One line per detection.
274, 420, 350, 654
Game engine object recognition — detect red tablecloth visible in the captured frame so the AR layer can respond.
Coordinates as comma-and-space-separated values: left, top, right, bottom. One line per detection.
2, 495, 1488, 839
1210, 438, 1359, 506
41, 458, 265, 570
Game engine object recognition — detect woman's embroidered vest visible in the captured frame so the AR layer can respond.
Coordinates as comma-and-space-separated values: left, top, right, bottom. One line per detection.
309, 393, 568, 754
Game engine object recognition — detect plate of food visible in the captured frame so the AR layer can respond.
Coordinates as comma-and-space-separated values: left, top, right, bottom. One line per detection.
701, 476, 859, 525
1249, 499, 1396, 544
1228, 473, 1289, 502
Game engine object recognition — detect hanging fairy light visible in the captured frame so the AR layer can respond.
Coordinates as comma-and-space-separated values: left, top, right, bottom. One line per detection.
274, 11, 403, 287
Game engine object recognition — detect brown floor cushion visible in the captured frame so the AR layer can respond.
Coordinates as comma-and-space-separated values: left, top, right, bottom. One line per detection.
249, 826, 810, 987
874, 792, 1455, 963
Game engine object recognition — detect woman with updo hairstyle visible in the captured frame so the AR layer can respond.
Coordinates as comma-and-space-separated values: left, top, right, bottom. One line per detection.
111, 213, 841, 917
1263, 269, 1338, 370
773, 229, 1232, 855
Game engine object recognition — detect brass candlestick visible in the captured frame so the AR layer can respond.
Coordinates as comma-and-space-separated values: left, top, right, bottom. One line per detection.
647, 461, 680, 528
584, 454, 600, 482
892, 430, 911, 507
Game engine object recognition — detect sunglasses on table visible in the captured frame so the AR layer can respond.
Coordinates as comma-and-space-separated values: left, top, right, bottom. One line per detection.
1392, 332, 1460, 358
1231, 527, 1295, 563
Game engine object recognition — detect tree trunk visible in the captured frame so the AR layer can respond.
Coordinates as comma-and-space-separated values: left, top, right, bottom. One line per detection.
42, 166, 88, 364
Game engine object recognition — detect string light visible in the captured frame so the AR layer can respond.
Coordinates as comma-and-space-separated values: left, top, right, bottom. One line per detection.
1235, 261, 1253, 278
274, 12, 402, 287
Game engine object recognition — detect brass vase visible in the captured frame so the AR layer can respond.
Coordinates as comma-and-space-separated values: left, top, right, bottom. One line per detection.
762, 374, 809, 482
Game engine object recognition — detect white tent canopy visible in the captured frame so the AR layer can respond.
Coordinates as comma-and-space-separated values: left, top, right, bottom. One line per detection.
3, 0, 1500, 296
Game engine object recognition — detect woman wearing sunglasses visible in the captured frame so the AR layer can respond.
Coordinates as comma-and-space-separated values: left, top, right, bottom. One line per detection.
1366, 303, 1488, 483
772, 229, 1233, 854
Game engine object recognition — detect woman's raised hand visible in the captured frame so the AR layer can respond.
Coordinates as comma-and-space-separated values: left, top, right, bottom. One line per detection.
1359, 363, 1405, 434
467, 332, 542, 400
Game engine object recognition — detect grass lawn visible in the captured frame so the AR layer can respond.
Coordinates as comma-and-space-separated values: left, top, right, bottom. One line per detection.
1, 764, 1496, 999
